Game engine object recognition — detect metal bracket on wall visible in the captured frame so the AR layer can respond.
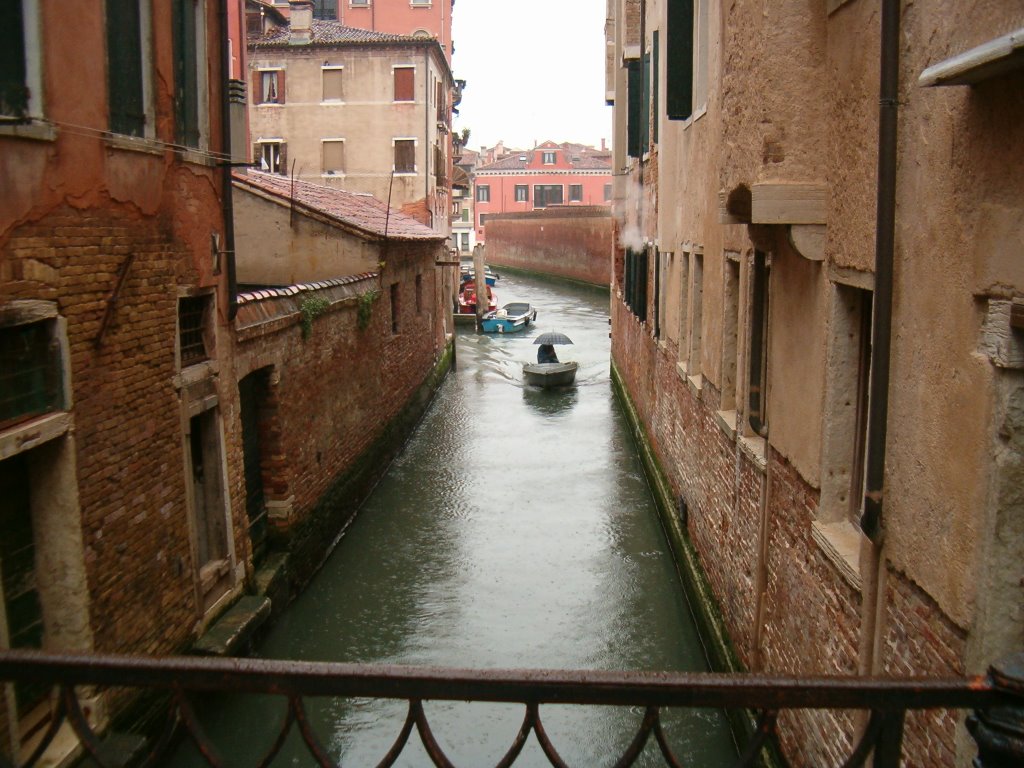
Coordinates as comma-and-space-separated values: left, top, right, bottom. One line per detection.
93, 253, 135, 349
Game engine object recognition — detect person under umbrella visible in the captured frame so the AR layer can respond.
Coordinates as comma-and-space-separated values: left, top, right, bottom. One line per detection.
537, 343, 559, 364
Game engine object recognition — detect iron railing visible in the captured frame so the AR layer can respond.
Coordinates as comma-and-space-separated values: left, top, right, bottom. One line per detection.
0, 649, 1021, 767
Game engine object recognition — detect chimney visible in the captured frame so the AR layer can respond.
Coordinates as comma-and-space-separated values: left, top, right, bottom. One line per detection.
601, 138, 606, 151
289, 0, 313, 45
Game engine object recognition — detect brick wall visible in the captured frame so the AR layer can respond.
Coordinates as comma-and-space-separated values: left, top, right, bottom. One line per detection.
3, 206, 213, 658
230, 244, 451, 592
485, 207, 612, 286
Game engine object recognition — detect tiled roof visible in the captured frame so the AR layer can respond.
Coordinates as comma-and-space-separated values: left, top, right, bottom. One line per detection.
235, 273, 379, 335
476, 148, 612, 172
252, 20, 431, 48
233, 170, 443, 241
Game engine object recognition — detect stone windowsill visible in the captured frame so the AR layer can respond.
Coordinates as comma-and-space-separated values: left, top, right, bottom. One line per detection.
0, 119, 58, 142
738, 433, 767, 472
811, 519, 863, 591
106, 134, 164, 156
178, 148, 217, 167
173, 359, 220, 390
686, 372, 703, 396
715, 409, 737, 441
0, 411, 72, 461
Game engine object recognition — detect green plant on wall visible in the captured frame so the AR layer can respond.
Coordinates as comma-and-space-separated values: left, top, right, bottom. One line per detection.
357, 290, 380, 330
299, 296, 331, 339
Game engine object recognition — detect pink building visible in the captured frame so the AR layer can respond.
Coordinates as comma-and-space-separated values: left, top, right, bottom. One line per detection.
472, 141, 612, 242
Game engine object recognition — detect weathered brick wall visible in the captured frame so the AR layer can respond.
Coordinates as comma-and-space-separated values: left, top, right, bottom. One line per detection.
2, 206, 219, 658
229, 244, 451, 591
882, 567, 966, 766
485, 208, 612, 287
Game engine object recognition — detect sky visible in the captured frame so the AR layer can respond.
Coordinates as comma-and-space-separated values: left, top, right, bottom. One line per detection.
450, 0, 612, 152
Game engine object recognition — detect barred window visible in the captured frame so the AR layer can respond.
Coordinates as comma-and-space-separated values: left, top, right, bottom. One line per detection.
178, 295, 210, 367
0, 321, 63, 430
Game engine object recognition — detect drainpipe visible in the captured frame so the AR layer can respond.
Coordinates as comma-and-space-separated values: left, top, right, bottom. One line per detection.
220, 0, 238, 321
858, 0, 900, 684
861, 0, 899, 544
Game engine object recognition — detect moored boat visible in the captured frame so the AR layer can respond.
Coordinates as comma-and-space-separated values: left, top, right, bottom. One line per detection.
480, 302, 537, 334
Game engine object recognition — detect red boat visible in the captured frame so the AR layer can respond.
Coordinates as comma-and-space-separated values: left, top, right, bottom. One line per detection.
456, 281, 497, 315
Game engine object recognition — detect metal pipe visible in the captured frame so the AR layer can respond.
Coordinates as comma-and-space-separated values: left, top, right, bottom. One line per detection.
220, 0, 238, 321
860, 0, 900, 541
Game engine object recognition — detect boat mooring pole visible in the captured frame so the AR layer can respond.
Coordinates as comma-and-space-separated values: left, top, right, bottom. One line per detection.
473, 243, 487, 326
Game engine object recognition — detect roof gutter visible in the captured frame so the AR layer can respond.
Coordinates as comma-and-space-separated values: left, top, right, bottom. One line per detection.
861, 0, 900, 542
220, 0, 239, 321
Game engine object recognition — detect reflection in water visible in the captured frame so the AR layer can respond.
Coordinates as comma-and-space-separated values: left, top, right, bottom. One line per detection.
167, 271, 737, 767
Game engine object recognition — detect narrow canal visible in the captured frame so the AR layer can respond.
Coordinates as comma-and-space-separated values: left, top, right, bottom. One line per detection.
170, 271, 737, 766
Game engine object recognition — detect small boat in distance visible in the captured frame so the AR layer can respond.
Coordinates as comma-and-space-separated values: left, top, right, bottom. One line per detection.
480, 302, 538, 334
460, 264, 499, 287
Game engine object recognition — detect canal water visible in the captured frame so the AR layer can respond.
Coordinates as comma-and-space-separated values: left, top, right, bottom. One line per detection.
169, 271, 737, 766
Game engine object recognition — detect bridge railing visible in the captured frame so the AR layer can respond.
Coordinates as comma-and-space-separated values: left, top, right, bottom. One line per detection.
0, 649, 1021, 767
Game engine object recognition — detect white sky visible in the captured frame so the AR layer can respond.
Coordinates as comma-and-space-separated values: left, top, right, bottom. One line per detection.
450, 0, 612, 152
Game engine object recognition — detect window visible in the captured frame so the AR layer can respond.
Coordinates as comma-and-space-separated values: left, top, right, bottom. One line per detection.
452, 200, 461, 216
641, 47, 651, 155
351, 0, 369, 5
514, 185, 528, 202
178, 294, 211, 368
652, 30, 659, 144
462, 207, 470, 222
107, 0, 151, 137
746, 250, 770, 436
687, 251, 704, 373
476, 184, 490, 202
390, 282, 400, 334
322, 67, 343, 101
676, 251, 690, 363
411, 0, 430, 5
626, 58, 642, 157
255, 69, 284, 104
322, 139, 345, 174
394, 139, 415, 173
0, 0, 41, 120
542, 150, 556, 164
604, 184, 612, 201
624, 247, 648, 321
667, 0, 708, 120
533, 184, 563, 208
172, 0, 208, 149
394, 66, 415, 101
312, 0, 337, 19
720, 254, 741, 411
821, 284, 873, 524
0, 320, 64, 430
256, 140, 284, 173
415, 274, 423, 313
569, 184, 583, 202
460, 232, 469, 251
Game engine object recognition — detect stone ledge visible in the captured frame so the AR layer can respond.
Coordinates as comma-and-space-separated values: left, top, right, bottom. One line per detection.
192, 595, 271, 657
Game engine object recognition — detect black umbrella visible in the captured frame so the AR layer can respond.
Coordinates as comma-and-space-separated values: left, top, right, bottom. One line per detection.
534, 332, 573, 345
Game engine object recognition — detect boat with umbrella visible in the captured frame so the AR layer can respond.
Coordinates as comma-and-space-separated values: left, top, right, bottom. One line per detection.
523, 331, 578, 388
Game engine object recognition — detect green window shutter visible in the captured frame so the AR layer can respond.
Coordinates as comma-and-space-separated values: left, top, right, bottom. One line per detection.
627, 59, 642, 158
173, 0, 200, 148
641, 51, 650, 156
653, 31, 659, 144
107, 0, 146, 136
666, 0, 694, 120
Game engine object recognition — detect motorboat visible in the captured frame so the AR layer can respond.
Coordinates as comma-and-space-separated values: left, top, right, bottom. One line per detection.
480, 302, 537, 334
460, 264, 499, 287
523, 361, 579, 388
455, 281, 497, 318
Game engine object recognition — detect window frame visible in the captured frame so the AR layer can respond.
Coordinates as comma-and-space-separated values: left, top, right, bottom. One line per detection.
321, 138, 346, 175
0, 0, 43, 122
172, 0, 209, 151
393, 65, 415, 102
255, 68, 285, 105
533, 184, 563, 208
476, 184, 490, 203
321, 65, 344, 102
106, 0, 154, 139
514, 185, 528, 203
393, 138, 416, 174
569, 184, 583, 203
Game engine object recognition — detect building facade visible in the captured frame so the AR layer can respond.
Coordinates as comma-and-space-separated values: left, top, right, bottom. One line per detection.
0, 0, 243, 760
472, 141, 613, 243
246, 0, 456, 234
608, 0, 1023, 765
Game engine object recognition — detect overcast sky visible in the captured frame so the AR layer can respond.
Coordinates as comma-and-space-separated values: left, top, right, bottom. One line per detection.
450, 0, 612, 152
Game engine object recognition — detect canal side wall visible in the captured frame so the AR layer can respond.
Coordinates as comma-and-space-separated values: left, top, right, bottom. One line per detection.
483, 208, 612, 287
229, 248, 454, 605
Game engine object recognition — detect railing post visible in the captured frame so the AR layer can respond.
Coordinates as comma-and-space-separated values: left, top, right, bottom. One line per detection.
967, 653, 1024, 767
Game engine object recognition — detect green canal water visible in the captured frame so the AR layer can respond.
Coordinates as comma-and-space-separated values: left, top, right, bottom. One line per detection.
168, 271, 738, 766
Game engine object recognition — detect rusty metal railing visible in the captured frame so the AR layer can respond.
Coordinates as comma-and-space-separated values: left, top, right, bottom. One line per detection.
1, 649, 1022, 767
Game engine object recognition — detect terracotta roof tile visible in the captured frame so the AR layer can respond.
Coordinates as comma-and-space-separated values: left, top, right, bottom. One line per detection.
252, 20, 429, 48
233, 170, 443, 242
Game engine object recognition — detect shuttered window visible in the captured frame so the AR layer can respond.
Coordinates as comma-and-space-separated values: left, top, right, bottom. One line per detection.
323, 140, 345, 173
172, 0, 200, 147
394, 139, 415, 172
0, 1, 28, 117
107, 0, 146, 136
666, 0, 694, 120
322, 67, 343, 101
394, 67, 415, 101
626, 59, 642, 158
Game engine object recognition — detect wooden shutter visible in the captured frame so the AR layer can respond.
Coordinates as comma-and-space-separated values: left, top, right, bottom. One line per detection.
278, 142, 287, 175
666, 0, 694, 120
627, 59, 641, 158
277, 69, 286, 104
323, 68, 343, 101
107, 0, 145, 136
323, 141, 345, 173
394, 67, 414, 101
252, 71, 262, 104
